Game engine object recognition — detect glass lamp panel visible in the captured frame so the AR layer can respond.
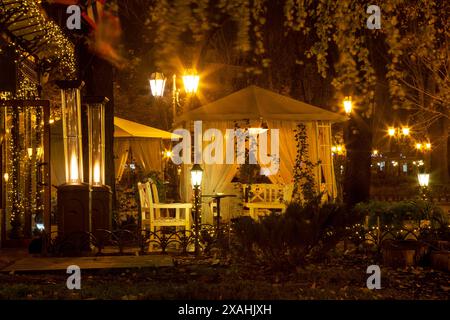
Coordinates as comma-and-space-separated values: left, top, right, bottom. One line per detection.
190, 170, 203, 187
61, 87, 83, 184
182, 70, 199, 94
88, 103, 105, 186
149, 73, 166, 97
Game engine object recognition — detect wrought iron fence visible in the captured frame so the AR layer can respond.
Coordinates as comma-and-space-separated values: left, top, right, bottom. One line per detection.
41, 223, 231, 256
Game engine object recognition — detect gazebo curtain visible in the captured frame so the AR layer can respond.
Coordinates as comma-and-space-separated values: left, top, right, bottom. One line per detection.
114, 138, 163, 182
179, 121, 240, 223
179, 119, 336, 222
114, 139, 130, 182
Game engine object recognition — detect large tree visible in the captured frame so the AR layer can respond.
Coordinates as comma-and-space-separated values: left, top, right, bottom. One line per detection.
119, 0, 449, 202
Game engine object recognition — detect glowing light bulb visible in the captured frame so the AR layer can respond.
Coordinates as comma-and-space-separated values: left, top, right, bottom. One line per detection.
402, 127, 410, 136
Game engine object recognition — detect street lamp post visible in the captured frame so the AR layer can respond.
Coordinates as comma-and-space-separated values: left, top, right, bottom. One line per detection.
190, 164, 203, 255
149, 69, 199, 125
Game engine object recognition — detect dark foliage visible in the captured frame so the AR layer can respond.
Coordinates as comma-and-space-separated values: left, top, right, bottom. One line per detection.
231, 200, 357, 271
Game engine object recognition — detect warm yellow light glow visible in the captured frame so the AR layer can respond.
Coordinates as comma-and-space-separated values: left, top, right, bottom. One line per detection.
415, 143, 422, 150
182, 69, 200, 94
425, 143, 431, 150
343, 96, 352, 115
93, 162, 101, 185
27, 147, 33, 159
163, 150, 173, 158
372, 149, 379, 156
402, 127, 410, 136
332, 145, 345, 155
69, 153, 79, 183
388, 127, 396, 137
417, 173, 430, 187
49, 118, 55, 124
149, 72, 166, 97
3, 173, 9, 182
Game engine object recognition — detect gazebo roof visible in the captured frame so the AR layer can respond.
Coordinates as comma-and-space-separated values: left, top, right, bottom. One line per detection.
114, 117, 177, 139
175, 85, 347, 123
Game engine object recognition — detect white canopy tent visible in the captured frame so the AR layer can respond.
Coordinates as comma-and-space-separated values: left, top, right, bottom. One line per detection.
51, 117, 176, 185
174, 85, 347, 222
113, 117, 177, 182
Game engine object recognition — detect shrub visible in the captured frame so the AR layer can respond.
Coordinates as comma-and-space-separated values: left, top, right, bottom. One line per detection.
231, 201, 355, 271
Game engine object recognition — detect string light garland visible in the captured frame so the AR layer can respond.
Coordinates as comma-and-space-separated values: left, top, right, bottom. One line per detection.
0, 0, 76, 76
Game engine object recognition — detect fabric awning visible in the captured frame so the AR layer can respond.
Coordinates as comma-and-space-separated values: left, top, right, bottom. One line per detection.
175, 85, 347, 124
114, 117, 178, 139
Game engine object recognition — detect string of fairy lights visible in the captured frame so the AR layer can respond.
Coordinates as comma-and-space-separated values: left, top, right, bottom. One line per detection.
0, 0, 76, 236
2, 75, 46, 237
0, 0, 76, 76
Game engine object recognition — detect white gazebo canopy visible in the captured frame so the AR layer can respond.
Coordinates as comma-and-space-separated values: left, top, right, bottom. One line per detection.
174, 85, 346, 223
113, 117, 177, 182
51, 118, 177, 185
175, 85, 347, 123
114, 117, 178, 139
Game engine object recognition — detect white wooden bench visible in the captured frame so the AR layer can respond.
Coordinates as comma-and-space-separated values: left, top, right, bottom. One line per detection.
243, 183, 293, 220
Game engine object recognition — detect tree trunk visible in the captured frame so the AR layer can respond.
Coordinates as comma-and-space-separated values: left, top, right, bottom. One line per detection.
429, 113, 449, 185
343, 116, 372, 207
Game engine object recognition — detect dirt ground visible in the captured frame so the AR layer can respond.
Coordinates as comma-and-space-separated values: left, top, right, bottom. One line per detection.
0, 250, 448, 300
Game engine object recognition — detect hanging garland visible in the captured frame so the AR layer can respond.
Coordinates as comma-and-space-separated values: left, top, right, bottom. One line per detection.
0, 0, 76, 76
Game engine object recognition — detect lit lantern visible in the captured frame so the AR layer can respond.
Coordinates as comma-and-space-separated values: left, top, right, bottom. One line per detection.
388, 127, 396, 137
163, 150, 173, 159
86, 97, 108, 186
417, 173, 430, 187
182, 69, 200, 94
57, 80, 84, 184
425, 143, 431, 150
415, 143, 422, 150
402, 127, 410, 136
190, 163, 203, 188
343, 96, 352, 115
149, 72, 166, 97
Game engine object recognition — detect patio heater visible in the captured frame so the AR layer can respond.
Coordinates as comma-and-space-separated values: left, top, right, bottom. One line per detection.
190, 164, 203, 255
56, 80, 90, 238
86, 96, 112, 238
